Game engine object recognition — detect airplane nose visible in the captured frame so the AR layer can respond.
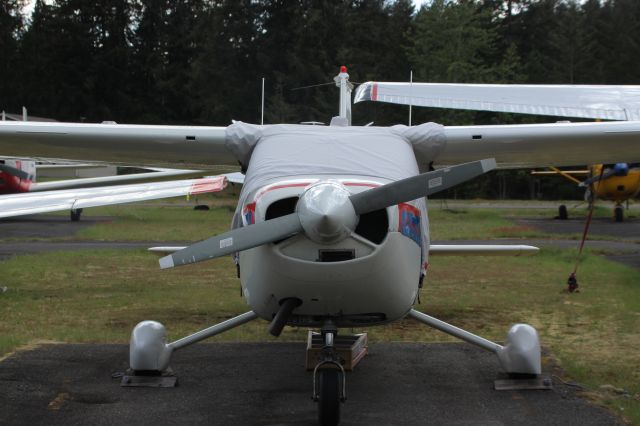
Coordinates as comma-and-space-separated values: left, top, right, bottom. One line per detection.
297, 181, 358, 244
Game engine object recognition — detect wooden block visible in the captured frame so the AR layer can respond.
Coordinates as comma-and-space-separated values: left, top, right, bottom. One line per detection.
305, 331, 368, 371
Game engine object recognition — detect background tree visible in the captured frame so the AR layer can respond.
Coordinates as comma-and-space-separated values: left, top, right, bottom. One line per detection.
0, 0, 26, 112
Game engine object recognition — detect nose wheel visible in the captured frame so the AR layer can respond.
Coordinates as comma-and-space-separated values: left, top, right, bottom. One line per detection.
312, 322, 346, 426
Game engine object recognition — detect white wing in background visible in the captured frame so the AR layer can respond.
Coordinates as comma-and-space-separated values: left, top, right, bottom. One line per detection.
0, 176, 228, 219
354, 82, 640, 121
29, 168, 207, 191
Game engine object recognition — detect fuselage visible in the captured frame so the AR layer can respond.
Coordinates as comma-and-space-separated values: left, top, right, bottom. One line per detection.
589, 164, 640, 202
238, 177, 427, 327
228, 123, 432, 327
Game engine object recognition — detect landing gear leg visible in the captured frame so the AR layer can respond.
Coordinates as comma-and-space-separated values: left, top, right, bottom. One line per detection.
614, 204, 624, 222
124, 311, 258, 386
312, 321, 345, 426
408, 309, 542, 376
70, 208, 83, 222
557, 204, 568, 220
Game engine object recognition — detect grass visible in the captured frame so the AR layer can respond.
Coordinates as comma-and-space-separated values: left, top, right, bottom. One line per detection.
428, 203, 636, 241
0, 199, 639, 422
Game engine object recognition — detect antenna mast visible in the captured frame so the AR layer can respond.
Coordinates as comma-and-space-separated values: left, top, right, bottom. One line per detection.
261, 77, 265, 126
334, 66, 353, 125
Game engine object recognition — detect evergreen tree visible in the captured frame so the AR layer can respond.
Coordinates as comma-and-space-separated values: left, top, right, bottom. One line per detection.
19, 0, 95, 120
0, 0, 26, 112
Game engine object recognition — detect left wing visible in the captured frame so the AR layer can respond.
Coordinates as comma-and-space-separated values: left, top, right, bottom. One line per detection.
436, 121, 640, 168
0, 176, 228, 219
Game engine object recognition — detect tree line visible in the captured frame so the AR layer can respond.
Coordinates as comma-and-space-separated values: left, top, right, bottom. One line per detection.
2, 0, 639, 199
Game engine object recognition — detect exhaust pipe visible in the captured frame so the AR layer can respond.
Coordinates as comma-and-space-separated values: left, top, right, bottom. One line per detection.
268, 298, 302, 337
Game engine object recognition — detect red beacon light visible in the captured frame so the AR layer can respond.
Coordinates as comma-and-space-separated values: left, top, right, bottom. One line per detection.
340, 66, 347, 74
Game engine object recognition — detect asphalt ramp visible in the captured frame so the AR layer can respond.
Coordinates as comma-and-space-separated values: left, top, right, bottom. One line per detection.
0, 342, 622, 425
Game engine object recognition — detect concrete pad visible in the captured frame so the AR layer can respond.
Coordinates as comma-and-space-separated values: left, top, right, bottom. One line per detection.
0, 343, 622, 425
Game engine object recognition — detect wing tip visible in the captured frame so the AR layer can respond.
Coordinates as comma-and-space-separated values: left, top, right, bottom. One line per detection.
159, 255, 175, 269
481, 158, 498, 172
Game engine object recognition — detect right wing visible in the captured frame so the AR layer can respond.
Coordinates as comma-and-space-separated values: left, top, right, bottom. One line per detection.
0, 176, 228, 219
0, 121, 234, 167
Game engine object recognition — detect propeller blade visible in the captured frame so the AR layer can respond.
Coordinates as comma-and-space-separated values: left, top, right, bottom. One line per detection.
579, 169, 617, 187
349, 158, 496, 215
159, 213, 302, 269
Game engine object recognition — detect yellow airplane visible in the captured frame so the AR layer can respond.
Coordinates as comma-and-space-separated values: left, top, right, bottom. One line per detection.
533, 163, 640, 221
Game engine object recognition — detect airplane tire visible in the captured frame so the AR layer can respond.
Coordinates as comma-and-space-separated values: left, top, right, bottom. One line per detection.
70, 208, 83, 222
558, 205, 568, 220
614, 206, 624, 222
194, 204, 210, 211
318, 369, 340, 426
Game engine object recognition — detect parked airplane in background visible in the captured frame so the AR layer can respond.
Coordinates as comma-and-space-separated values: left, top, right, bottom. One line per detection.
0, 157, 234, 220
531, 163, 639, 221
1, 68, 640, 425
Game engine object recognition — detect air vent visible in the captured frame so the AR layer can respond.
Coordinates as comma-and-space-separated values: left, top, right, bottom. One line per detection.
318, 249, 355, 262
265, 197, 298, 220
354, 209, 388, 244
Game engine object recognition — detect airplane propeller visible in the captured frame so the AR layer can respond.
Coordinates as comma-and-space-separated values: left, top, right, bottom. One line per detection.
579, 163, 629, 187
159, 158, 497, 269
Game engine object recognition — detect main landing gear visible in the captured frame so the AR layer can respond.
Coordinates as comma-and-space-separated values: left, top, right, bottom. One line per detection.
557, 204, 568, 220
614, 203, 624, 222
125, 311, 259, 383
408, 309, 543, 379
70, 208, 83, 221
312, 321, 346, 426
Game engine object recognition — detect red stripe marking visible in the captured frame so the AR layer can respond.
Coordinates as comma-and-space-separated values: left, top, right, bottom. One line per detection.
372, 83, 378, 101
256, 182, 313, 199
255, 180, 381, 200
189, 177, 227, 195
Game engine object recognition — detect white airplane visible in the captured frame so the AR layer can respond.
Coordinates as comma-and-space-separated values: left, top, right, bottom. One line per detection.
1, 68, 640, 425
0, 158, 235, 220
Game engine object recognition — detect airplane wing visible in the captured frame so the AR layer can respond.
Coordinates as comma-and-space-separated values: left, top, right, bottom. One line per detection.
0, 176, 227, 219
354, 82, 640, 120
0, 121, 234, 167
148, 244, 539, 257
2, 120, 640, 169
435, 121, 640, 168
429, 244, 538, 256
530, 170, 589, 175
29, 168, 207, 191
